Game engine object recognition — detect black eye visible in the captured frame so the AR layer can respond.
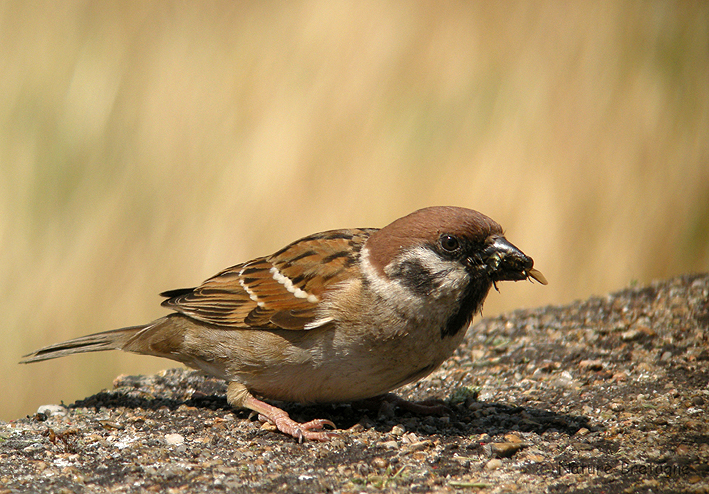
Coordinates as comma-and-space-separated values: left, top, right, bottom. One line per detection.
439, 234, 460, 252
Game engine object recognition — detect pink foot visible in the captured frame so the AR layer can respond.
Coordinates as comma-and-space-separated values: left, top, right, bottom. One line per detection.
258, 414, 337, 443
228, 382, 338, 442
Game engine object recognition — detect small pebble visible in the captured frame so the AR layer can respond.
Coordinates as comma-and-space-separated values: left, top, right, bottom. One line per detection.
348, 423, 365, 433
688, 475, 703, 484
675, 444, 691, 456
478, 390, 496, 401
379, 440, 398, 450
407, 440, 433, 452
401, 432, 420, 444
391, 424, 406, 436
578, 359, 604, 371
260, 422, 278, 432
621, 329, 643, 341
371, 457, 389, 469
612, 372, 628, 382
165, 433, 185, 445
485, 459, 503, 470
485, 442, 526, 458
36, 404, 67, 417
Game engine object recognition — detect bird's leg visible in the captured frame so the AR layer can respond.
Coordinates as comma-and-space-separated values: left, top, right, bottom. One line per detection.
355, 393, 452, 417
227, 382, 337, 442
386, 394, 452, 415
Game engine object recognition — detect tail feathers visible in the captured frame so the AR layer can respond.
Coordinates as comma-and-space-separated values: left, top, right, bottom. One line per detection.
19, 325, 149, 364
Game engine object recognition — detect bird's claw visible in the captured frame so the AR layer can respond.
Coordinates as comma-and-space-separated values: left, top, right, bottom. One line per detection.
258, 414, 337, 442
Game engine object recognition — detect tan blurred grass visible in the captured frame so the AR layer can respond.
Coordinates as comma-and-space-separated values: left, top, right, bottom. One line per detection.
1, 2, 707, 421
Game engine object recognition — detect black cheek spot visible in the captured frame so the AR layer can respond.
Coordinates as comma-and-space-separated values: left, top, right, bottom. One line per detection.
391, 259, 437, 297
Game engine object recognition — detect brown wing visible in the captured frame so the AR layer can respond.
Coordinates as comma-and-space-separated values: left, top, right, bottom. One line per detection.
160, 228, 376, 330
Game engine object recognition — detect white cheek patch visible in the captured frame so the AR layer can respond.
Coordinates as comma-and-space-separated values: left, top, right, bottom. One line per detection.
270, 267, 320, 304
360, 247, 417, 305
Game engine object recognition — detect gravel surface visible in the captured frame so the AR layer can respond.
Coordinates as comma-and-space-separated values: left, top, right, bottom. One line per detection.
2, 273, 708, 493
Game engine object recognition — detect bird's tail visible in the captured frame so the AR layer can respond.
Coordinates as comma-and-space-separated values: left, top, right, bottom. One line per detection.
19, 324, 150, 364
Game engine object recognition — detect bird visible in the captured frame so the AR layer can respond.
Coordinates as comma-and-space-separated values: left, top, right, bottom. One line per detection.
21, 206, 546, 441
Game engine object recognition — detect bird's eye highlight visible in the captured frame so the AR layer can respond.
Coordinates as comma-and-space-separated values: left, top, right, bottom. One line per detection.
439, 234, 460, 252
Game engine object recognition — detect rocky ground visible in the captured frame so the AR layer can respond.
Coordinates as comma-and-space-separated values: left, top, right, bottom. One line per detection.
1, 273, 708, 493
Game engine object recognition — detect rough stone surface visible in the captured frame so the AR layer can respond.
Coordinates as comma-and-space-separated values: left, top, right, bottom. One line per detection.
2, 273, 708, 493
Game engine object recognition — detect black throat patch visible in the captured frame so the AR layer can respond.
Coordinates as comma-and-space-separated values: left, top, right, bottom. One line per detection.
440, 278, 492, 339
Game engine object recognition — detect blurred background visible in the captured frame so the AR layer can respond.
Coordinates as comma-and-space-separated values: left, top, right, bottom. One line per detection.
1, 2, 707, 422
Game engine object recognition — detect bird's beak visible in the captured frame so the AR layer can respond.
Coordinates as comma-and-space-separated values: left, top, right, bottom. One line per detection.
481, 236, 548, 285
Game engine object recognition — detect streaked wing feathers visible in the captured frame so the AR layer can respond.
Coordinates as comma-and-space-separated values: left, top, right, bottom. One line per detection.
160, 228, 376, 330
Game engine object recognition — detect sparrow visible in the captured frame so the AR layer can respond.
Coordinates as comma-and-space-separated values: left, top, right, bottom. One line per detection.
21, 206, 546, 441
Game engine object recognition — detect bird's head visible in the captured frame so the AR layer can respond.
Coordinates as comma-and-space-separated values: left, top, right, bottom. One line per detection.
365, 206, 546, 293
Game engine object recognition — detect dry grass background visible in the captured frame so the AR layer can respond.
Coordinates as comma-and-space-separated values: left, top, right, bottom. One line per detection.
1, 2, 707, 422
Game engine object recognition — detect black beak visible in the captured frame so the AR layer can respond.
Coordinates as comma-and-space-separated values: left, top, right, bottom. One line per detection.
481, 236, 547, 285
